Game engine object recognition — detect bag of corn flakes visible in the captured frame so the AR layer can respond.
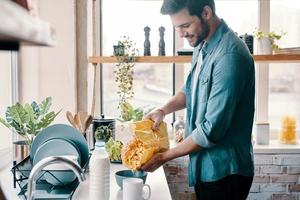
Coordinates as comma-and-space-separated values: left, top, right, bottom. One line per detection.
121, 119, 169, 170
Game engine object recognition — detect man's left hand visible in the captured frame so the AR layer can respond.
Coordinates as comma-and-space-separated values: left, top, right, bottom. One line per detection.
140, 152, 166, 172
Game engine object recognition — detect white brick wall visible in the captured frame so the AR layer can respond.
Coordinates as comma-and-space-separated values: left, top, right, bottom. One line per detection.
164, 153, 300, 200
250, 154, 300, 200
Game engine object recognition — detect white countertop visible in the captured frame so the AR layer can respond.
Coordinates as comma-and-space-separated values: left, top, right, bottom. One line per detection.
0, 156, 171, 200
2, 138, 300, 199
74, 164, 171, 200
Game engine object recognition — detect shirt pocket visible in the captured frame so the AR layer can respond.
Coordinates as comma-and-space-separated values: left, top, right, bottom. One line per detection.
199, 76, 211, 103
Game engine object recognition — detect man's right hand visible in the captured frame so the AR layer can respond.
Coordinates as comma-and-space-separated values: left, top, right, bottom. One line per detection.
143, 108, 165, 130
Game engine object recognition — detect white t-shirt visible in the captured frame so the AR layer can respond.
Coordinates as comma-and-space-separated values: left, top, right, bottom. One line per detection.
191, 49, 203, 107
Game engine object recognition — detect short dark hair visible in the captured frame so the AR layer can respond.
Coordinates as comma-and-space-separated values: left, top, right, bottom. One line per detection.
160, 0, 216, 18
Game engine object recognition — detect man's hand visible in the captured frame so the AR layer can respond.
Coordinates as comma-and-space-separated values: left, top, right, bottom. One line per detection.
143, 109, 165, 130
140, 136, 202, 172
140, 152, 166, 172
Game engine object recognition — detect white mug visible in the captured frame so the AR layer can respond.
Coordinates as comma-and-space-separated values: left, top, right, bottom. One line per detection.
123, 178, 151, 200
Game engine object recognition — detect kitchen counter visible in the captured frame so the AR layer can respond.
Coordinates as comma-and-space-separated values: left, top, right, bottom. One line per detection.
0, 152, 172, 200
74, 164, 171, 200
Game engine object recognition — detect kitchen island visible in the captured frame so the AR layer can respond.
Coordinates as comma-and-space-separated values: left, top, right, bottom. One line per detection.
0, 153, 172, 200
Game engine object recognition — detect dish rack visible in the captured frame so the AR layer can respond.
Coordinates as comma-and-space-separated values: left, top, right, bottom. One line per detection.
11, 155, 90, 200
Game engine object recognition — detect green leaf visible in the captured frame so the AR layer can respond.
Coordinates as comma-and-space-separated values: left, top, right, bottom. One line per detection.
11, 119, 26, 136
25, 103, 37, 124
36, 111, 57, 134
6, 103, 29, 127
0, 117, 11, 129
26, 121, 38, 135
133, 107, 144, 122
39, 97, 52, 116
31, 101, 40, 118
37, 111, 56, 131
5, 104, 28, 136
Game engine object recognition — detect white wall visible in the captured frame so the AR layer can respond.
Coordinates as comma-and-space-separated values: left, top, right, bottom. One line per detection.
1, 0, 94, 149
20, 0, 76, 123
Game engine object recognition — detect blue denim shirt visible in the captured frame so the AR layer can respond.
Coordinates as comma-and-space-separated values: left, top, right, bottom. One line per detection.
182, 20, 255, 186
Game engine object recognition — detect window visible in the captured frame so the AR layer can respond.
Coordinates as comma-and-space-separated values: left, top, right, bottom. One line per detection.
102, 0, 259, 122
216, 0, 258, 35
269, 0, 300, 136
0, 52, 13, 149
183, 0, 258, 48
102, 0, 174, 122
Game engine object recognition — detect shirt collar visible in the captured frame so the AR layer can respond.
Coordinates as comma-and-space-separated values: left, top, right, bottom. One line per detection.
201, 19, 229, 56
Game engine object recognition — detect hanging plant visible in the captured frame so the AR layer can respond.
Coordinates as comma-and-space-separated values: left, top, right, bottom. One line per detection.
113, 36, 141, 122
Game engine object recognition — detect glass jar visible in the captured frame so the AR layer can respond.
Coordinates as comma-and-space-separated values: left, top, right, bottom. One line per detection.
279, 115, 298, 144
173, 116, 185, 143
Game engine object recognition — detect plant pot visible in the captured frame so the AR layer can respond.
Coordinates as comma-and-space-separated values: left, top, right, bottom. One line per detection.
13, 140, 30, 163
257, 37, 273, 55
113, 45, 125, 56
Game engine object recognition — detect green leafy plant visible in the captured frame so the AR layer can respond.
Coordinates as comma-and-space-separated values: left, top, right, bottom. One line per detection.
113, 36, 140, 121
0, 97, 61, 145
119, 102, 144, 122
95, 125, 113, 142
253, 28, 287, 50
104, 137, 123, 162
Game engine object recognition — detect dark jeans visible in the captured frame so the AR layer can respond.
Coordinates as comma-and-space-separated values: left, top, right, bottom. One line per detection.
194, 174, 253, 200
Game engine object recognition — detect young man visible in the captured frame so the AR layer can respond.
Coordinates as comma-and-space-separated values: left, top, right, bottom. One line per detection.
140, 0, 255, 199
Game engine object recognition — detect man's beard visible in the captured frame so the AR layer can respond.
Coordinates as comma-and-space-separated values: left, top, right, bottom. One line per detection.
193, 21, 210, 47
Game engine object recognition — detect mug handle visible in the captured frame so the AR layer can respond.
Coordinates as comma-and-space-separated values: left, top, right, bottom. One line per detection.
143, 184, 151, 200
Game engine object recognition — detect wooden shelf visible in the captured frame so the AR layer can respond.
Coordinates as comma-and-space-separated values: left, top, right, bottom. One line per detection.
254, 54, 300, 63
0, 0, 56, 48
89, 54, 300, 64
88, 56, 191, 64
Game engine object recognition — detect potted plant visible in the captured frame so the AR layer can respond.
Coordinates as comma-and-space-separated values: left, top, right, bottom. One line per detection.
95, 124, 113, 143
0, 97, 61, 146
253, 28, 286, 54
113, 36, 143, 122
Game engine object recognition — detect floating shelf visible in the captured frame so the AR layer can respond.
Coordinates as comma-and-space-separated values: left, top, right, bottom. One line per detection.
89, 56, 190, 64
0, 0, 56, 49
89, 54, 300, 64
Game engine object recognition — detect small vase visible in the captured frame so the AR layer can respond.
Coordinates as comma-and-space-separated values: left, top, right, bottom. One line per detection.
257, 37, 273, 55
13, 140, 30, 163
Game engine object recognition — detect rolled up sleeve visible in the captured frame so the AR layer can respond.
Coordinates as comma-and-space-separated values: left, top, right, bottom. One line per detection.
191, 53, 252, 148
191, 124, 215, 148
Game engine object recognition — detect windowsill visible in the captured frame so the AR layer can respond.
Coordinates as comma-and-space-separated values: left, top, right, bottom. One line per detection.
254, 140, 300, 154
170, 139, 300, 154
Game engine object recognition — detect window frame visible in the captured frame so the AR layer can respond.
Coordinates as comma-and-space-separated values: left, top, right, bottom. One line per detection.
97, 0, 294, 141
